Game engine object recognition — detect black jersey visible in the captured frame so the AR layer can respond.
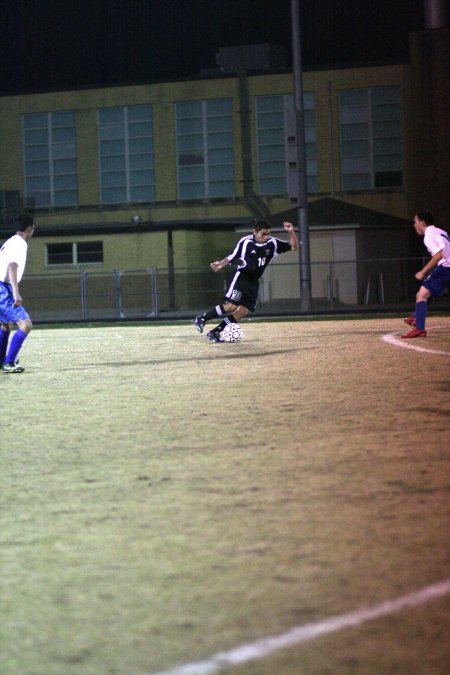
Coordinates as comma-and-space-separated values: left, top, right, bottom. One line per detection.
226, 234, 292, 280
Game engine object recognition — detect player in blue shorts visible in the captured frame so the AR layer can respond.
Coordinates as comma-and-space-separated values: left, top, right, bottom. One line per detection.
402, 211, 450, 338
193, 219, 298, 342
0, 213, 35, 372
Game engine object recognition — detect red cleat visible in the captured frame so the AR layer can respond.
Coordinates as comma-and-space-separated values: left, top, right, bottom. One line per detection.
401, 328, 427, 338
403, 316, 416, 327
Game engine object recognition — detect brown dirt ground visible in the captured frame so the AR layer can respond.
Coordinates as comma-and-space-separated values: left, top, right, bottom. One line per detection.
0, 317, 449, 674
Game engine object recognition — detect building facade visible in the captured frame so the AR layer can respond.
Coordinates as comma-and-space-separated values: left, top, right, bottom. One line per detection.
0, 27, 448, 315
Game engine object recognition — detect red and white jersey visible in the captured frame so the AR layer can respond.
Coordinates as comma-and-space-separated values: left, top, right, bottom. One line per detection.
423, 226, 450, 267
0, 234, 29, 283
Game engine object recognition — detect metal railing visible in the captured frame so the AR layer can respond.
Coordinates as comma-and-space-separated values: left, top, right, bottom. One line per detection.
21, 268, 159, 322
19, 257, 449, 322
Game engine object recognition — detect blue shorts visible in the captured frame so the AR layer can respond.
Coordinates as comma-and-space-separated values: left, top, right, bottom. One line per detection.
0, 282, 30, 323
422, 265, 450, 296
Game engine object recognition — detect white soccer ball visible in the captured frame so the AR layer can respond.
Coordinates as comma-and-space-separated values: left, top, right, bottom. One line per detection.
222, 323, 244, 342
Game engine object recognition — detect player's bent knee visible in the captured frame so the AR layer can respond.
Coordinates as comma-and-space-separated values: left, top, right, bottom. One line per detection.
19, 318, 33, 333
233, 308, 248, 321
417, 289, 430, 302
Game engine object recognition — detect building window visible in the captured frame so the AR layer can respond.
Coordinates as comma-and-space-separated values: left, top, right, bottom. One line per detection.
98, 105, 155, 204
46, 241, 103, 266
339, 86, 403, 190
175, 99, 235, 200
256, 93, 317, 195
23, 111, 78, 208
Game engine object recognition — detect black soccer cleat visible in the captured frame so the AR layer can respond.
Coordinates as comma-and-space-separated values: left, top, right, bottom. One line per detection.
193, 315, 205, 333
207, 329, 224, 343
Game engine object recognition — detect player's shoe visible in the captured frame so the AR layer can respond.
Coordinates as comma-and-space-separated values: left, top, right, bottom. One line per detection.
207, 329, 224, 343
193, 316, 205, 333
401, 328, 427, 338
403, 316, 416, 327
0, 357, 20, 367
2, 361, 25, 373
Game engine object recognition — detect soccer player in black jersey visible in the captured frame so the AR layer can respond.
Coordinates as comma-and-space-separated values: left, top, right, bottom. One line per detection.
194, 219, 298, 341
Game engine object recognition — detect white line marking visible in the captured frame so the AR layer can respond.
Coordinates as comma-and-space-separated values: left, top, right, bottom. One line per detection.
151, 579, 450, 675
382, 325, 450, 355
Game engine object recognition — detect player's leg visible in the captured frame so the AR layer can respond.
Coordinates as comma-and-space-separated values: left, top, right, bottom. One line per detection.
2, 317, 32, 372
194, 302, 233, 333
0, 322, 11, 366
401, 286, 430, 338
210, 275, 257, 339
403, 290, 435, 326
208, 290, 254, 342
206, 301, 240, 341
206, 274, 256, 341
213, 305, 249, 334
198, 271, 241, 336
402, 267, 450, 338
193, 273, 241, 332
196, 269, 248, 334
0, 283, 31, 372
414, 286, 431, 329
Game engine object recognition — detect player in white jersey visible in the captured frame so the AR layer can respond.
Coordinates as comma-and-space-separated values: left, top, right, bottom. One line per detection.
0, 213, 35, 372
402, 210, 450, 338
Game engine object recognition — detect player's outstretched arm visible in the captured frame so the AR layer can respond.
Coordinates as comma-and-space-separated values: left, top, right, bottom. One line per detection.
210, 257, 230, 272
283, 221, 299, 251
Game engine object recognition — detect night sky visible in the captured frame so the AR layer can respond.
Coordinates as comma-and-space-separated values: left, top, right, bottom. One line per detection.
0, 0, 425, 94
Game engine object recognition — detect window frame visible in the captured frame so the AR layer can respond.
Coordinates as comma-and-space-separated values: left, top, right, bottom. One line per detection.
338, 86, 403, 192
97, 104, 155, 205
22, 111, 78, 208
175, 98, 236, 201
255, 93, 317, 196
46, 241, 104, 267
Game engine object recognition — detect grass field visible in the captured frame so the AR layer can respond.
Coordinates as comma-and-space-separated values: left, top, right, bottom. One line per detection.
1, 316, 449, 675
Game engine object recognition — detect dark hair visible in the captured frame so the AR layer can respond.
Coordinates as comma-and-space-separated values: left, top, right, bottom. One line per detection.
12, 213, 34, 231
415, 210, 434, 225
252, 218, 271, 232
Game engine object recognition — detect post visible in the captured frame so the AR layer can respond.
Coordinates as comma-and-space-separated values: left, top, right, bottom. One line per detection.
290, 0, 312, 312
168, 228, 175, 308
80, 270, 88, 320
114, 270, 125, 318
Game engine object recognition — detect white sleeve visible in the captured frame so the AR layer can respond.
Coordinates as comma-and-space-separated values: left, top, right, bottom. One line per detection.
424, 227, 446, 256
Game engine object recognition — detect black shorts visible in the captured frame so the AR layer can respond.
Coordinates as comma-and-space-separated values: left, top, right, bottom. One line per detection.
224, 270, 259, 312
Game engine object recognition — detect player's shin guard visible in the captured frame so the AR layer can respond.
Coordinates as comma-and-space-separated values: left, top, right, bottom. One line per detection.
216, 315, 237, 333
4, 329, 28, 365
414, 300, 427, 331
203, 304, 227, 321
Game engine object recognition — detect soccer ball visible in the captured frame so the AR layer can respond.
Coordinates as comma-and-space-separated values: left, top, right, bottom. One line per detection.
222, 323, 244, 342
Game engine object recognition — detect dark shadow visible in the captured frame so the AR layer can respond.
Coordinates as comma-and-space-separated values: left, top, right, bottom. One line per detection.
53, 347, 311, 372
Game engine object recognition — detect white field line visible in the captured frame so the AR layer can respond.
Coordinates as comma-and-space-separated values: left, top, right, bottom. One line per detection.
151, 579, 450, 675
383, 325, 450, 355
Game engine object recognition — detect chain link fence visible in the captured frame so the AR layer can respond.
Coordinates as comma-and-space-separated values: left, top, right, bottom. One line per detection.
19, 257, 449, 322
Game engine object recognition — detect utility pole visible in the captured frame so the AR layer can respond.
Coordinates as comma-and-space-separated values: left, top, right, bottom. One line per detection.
289, 0, 312, 312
